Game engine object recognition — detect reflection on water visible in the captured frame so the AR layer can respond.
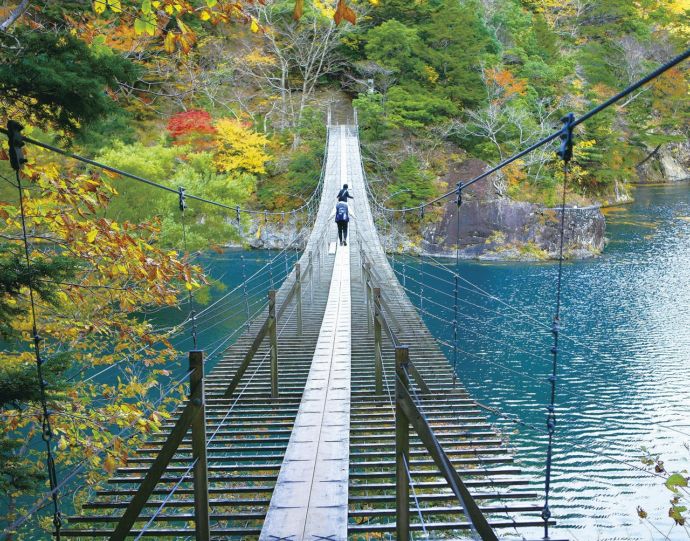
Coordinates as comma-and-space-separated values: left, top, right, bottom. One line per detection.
393, 184, 690, 540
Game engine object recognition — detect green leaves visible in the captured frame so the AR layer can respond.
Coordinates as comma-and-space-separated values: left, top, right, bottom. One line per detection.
665, 473, 688, 493
134, 12, 157, 36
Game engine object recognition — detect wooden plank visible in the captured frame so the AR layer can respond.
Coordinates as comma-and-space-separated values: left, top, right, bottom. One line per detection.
260, 234, 351, 541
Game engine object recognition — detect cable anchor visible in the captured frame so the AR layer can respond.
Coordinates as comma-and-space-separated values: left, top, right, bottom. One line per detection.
178, 187, 187, 212
456, 182, 464, 207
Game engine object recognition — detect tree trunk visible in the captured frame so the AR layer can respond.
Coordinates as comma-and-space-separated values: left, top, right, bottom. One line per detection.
0, 0, 30, 31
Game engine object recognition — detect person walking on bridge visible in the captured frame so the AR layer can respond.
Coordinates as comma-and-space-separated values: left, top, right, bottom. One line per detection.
333, 201, 351, 246
337, 184, 353, 203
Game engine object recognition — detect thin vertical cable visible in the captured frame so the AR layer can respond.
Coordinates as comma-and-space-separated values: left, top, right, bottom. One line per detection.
419, 207, 425, 313
266, 211, 274, 290
452, 183, 462, 387
241, 254, 250, 332
402, 210, 407, 288
543, 112, 574, 539
391, 210, 397, 272
179, 188, 198, 349
283, 212, 289, 278
15, 169, 62, 539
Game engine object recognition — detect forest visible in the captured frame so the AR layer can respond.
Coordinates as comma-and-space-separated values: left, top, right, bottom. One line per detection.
0, 0, 688, 535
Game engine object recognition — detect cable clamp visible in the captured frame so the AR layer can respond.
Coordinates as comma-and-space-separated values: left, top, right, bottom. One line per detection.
178, 187, 187, 212
7, 120, 28, 171
556, 112, 575, 163
541, 504, 552, 521
456, 182, 464, 207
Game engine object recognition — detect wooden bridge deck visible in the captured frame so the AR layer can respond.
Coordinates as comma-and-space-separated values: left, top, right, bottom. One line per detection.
62, 126, 547, 539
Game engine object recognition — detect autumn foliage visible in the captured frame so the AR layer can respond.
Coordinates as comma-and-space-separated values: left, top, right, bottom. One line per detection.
167, 109, 217, 149
213, 118, 271, 174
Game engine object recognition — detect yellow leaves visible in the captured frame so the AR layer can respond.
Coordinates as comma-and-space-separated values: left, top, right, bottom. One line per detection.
86, 229, 98, 243
312, 0, 335, 19
134, 12, 157, 36
213, 118, 270, 174
93, 0, 122, 14
104, 454, 117, 474
164, 31, 177, 53
423, 65, 439, 84
250, 18, 260, 33
244, 50, 276, 66
93, 0, 106, 14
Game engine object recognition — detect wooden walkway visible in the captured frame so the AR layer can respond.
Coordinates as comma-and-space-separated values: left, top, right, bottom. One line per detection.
62, 126, 548, 539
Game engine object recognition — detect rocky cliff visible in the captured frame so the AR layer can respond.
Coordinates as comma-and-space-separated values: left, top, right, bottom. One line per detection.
636, 140, 690, 184
384, 158, 606, 261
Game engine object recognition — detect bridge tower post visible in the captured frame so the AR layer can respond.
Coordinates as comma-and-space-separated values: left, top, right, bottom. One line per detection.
395, 345, 410, 541
189, 350, 210, 541
295, 264, 303, 336
268, 290, 279, 398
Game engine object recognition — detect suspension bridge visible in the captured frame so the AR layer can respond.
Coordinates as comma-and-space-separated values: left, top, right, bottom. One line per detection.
4, 45, 690, 541
48, 124, 551, 540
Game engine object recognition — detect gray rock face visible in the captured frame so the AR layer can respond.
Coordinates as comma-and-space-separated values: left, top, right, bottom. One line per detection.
422, 198, 605, 260
637, 140, 690, 183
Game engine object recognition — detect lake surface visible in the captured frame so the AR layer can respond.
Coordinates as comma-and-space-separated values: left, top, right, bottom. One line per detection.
391, 184, 690, 540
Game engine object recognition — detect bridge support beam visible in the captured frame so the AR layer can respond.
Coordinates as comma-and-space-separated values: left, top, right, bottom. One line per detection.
395, 346, 410, 541
269, 290, 279, 398
189, 351, 210, 541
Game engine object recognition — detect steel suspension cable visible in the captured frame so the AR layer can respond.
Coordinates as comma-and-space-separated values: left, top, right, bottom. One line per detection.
13, 164, 63, 539
542, 113, 574, 538
178, 188, 199, 350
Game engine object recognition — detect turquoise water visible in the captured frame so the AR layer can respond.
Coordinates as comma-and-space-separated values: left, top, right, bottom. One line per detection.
21, 185, 686, 539
393, 184, 690, 540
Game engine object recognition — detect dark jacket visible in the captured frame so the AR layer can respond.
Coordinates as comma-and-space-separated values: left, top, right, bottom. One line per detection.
337, 188, 353, 202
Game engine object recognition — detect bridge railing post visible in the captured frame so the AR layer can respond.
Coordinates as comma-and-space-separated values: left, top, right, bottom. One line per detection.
295, 263, 302, 336
366, 278, 372, 334
395, 345, 410, 541
317, 246, 322, 283
269, 290, 279, 398
189, 351, 210, 541
374, 287, 383, 396
308, 251, 313, 304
